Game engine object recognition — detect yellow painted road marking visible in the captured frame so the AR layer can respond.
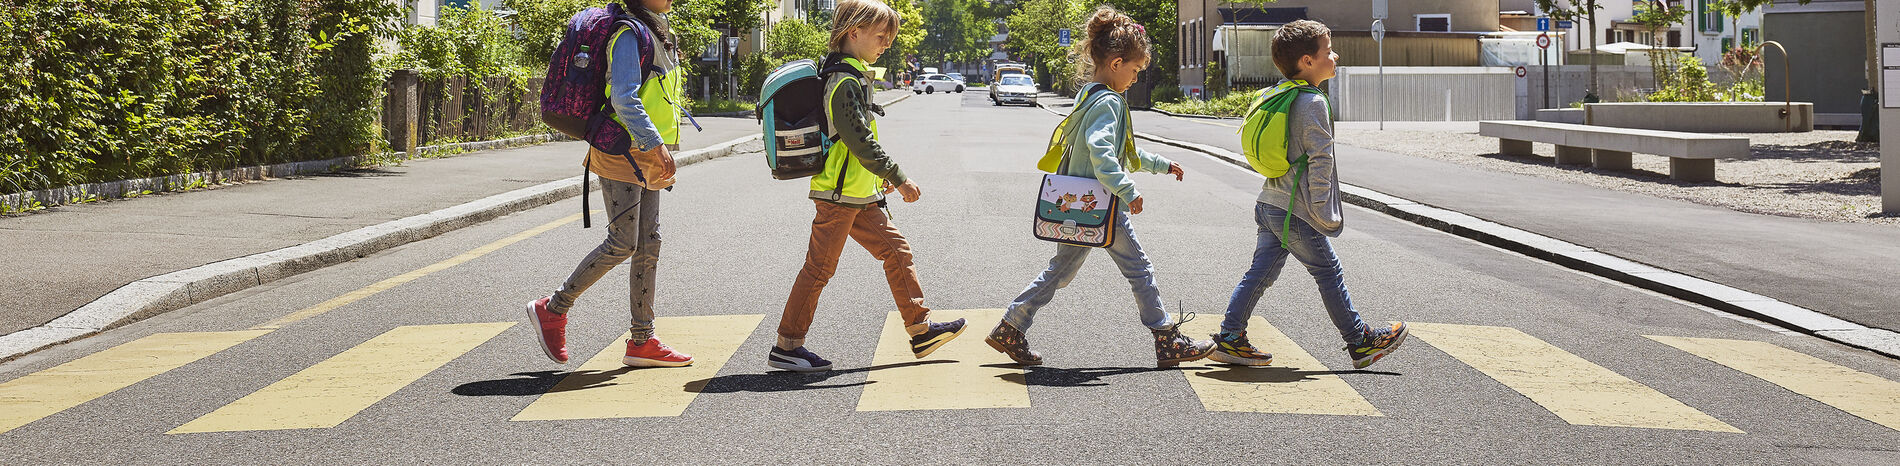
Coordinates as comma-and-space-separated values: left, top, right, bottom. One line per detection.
0, 330, 269, 435
254, 212, 586, 330
1410, 323, 1740, 432
857, 309, 1029, 411
512, 314, 764, 421
1648, 335, 1900, 431
1179, 317, 1382, 416
170, 322, 513, 433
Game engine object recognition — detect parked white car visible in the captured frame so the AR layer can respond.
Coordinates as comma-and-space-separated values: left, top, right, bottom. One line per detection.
912, 74, 963, 94
989, 74, 1038, 106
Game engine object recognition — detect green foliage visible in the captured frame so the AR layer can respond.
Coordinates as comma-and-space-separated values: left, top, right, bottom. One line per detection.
878, 0, 927, 71
918, 0, 995, 64
1006, 0, 1088, 90
767, 19, 829, 61
506, 0, 594, 67
690, 96, 756, 114
379, 4, 543, 145
1153, 87, 1258, 117
1150, 85, 1184, 104
1647, 54, 1718, 102
0, 0, 401, 194
1206, 61, 1229, 98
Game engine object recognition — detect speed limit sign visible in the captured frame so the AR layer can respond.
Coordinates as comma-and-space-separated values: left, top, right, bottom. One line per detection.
1536, 33, 1551, 49
1515, 66, 1528, 78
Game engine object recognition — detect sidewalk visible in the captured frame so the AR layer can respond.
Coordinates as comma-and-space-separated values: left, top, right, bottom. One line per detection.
0, 117, 762, 336
1118, 105, 1900, 335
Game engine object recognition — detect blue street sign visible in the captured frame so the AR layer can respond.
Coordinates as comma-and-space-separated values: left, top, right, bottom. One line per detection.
1058, 28, 1071, 47
1536, 17, 1550, 32
1557, 20, 1574, 29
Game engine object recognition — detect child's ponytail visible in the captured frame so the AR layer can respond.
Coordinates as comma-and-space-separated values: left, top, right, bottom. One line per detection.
1070, 6, 1151, 85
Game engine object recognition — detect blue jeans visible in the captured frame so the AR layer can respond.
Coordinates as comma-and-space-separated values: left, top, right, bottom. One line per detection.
1004, 212, 1171, 331
1222, 202, 1371, 343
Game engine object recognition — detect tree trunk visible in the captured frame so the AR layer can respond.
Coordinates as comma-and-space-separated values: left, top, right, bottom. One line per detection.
1588, 6, 1599, 98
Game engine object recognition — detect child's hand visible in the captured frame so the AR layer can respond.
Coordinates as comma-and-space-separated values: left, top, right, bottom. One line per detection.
895, 179, 922, 203
1129, 196, 1144, 214
656, 146, 677, 181
1167, 162, 1185, 181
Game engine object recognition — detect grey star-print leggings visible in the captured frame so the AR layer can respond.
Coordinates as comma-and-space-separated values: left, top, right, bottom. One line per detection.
550, 176, 662, 341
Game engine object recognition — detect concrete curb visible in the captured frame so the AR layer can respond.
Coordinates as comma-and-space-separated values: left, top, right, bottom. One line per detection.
0, 94, 918, 362
1132, 130, 1900, 360
0, 134, 755, 362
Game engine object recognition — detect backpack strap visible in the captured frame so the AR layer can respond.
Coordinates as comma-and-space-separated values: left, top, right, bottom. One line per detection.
1039, 83, 1114, 173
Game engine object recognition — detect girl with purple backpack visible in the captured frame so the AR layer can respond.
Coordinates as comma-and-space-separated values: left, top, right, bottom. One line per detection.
527, 0, 694, 368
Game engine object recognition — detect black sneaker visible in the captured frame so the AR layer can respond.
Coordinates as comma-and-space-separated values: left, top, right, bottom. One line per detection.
1344, 322, 1408, 369
1208, 331, 1274, 366
1152, 314, 1216, 368
983, 321, 1043, 366
767, 346, 833, 372
910, 318, 967, 358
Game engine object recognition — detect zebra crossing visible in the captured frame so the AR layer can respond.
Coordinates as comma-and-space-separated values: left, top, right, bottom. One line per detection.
4, 310, 1898, 438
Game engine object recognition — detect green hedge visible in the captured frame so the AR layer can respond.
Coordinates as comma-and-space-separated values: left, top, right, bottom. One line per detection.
0, 0, 400, 194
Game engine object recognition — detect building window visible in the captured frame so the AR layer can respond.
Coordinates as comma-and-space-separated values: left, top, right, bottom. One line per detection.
1416, 14, 1450, 32
1180, 23, 1188, 69
1697, 0, 1724, 33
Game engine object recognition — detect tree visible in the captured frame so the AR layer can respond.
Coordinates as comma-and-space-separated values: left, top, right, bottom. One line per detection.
879, 0, 927, 72
1629, 1, 1688, 90
1006, 0, 1087, 90
766, 17, 828, 61
918, 0, 995, 66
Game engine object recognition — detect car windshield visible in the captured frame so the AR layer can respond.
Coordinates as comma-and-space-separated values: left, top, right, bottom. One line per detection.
1001, 76, 1033, 86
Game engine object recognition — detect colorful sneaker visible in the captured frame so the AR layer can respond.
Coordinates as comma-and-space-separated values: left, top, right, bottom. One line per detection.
984, 321, 1043, 366
767, 346, 833, 372
910, 318, 967, 358
1208, 331, 1274, 366
525, 296, 568, 364
1152, 315, 1216, 368
1345, 322, 1409, 369
623, 337, 693, 367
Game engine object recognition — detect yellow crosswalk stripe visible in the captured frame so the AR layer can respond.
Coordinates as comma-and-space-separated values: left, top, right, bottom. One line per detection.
0, 330, 270, 435
511, 314, 764, 421
169, 322, 513, 433
857, 309, 1029, 411
1648, 335, 1900, 431
253, 213, 586, 330
1410, 323, 1740, 432
1178, 317, 1383, 416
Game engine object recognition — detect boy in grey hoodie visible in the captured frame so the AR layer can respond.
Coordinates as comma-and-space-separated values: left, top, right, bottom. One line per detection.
1212, 20, 1409, 370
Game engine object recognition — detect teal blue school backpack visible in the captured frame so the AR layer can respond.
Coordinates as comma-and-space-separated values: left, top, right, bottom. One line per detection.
756, 56, 866, 180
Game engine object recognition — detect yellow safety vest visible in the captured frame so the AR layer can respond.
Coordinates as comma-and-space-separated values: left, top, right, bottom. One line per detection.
606, 26, 683, 146
810, 57, 882, 203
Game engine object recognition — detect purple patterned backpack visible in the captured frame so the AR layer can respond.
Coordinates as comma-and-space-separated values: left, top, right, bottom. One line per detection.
539, 2, 659, 156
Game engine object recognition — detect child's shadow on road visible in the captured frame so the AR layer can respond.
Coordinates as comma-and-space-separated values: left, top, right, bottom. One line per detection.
1190, 365, 1402, 383
689, 360, 954, 394
452, 369, 631, 397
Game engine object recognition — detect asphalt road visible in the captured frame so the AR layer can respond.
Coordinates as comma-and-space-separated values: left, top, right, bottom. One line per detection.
3, 91, 1899, 464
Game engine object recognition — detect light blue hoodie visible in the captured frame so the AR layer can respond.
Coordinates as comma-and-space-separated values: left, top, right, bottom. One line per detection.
1056, 85, 1173, 208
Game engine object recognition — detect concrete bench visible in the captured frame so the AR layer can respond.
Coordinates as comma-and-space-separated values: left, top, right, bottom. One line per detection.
1478, 120, 1750, 182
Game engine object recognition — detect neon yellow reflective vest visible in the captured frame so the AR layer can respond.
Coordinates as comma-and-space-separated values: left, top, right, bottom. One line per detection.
605, 26, 683, 146
810, 57, 882, 203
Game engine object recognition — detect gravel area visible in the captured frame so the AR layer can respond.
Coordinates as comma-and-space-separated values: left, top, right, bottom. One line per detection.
1336, 128, 1894, 225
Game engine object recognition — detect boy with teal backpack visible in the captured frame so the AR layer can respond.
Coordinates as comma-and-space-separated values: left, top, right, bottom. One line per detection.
1212, 20, 1408, 369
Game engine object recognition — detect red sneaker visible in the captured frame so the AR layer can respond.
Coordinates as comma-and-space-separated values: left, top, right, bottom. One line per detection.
623, 337, 693, 367
526, 296, 569, 364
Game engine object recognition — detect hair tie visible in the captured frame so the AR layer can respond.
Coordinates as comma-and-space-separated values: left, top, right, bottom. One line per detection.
1130, 23, 1145, 34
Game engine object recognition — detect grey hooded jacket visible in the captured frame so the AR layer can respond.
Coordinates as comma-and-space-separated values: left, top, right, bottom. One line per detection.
1257, 93, 1344, 236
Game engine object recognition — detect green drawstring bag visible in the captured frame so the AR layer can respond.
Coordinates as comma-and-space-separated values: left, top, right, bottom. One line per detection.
1238, 79, 1330, 248
1238, 79, 1327, 178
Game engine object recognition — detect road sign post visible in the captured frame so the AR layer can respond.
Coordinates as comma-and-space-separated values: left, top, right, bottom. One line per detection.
1372, 19, 1385, 130
1539, 32, 1551, 110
